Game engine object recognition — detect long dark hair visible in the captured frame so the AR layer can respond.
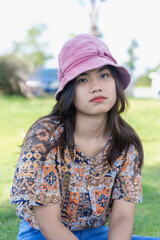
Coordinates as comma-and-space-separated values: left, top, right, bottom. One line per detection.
28, 66, 143, 167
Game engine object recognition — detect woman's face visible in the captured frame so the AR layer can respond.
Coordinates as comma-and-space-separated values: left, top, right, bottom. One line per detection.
73, 66, 117, 117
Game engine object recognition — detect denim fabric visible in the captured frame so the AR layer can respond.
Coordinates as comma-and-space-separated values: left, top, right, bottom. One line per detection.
73, 225, 109, 240
17, 220, 46, 240
17, 220, 160, 240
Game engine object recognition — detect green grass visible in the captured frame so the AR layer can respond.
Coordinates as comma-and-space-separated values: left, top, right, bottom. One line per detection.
0, 94, 160, 239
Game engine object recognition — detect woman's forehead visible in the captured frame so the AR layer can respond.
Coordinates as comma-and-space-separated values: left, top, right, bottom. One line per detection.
77, 66, 110, 77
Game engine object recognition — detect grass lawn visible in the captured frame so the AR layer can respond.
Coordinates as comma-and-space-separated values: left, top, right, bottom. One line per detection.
0, 94, 160, 239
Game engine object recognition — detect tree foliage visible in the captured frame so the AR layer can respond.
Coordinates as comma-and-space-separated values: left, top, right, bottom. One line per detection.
11, 24, 53, 72
124, 39, 139, 96
0, 55, 22, 94
0, 24, 53, 96
0, 55, 36, 97
135, 64, 160, 87
125, 38, 138, 75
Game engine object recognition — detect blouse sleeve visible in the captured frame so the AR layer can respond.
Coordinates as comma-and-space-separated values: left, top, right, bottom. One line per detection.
10, 121, 61, 207
112, 145, 142, 204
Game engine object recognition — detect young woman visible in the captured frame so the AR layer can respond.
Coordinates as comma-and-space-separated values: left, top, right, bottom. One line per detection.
10, 34, 158, 240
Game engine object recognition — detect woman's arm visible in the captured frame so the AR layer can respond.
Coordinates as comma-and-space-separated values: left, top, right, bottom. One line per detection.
108, 199, 135, 240
34, 204, 78, 240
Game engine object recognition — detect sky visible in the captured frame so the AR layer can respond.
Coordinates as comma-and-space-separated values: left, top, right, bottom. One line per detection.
0, 0, 160, 76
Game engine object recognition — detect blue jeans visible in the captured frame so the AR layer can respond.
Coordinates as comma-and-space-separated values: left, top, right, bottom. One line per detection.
17, 220, 160, 240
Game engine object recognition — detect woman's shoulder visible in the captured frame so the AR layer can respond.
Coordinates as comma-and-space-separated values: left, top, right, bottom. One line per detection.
17, 118, 63, 163
126, 144, 139, 160
113, 144, 139, 167
28, 118, 63, 138
22, 118, 64, 153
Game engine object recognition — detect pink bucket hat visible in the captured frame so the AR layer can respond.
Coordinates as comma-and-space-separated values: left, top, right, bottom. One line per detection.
55, 34, 131, 100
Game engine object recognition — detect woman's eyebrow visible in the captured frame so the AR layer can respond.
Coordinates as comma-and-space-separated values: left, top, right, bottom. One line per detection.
78, 66, 109, 77
98, 66, 109, 72
78, 72, 88, 77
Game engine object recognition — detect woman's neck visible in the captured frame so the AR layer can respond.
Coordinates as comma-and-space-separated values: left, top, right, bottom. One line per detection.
74, 112, 108, 142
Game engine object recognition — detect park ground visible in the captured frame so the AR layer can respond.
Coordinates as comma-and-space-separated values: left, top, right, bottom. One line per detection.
0, 94, 160, 239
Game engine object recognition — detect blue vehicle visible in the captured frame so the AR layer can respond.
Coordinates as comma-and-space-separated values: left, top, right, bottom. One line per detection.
30, 68, 59, 93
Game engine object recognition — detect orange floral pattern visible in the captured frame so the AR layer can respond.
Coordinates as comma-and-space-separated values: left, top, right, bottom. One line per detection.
10, 120, 142, 231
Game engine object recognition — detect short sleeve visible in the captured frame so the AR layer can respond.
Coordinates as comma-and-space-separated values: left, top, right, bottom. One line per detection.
10, 121, 61, 207
112, 145, 142, 204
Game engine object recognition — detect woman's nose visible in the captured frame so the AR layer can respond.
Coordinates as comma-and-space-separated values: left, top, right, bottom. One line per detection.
90, 79, 103, 93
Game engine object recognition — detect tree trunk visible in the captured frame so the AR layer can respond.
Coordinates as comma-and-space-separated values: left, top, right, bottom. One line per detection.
90, 0, 102, 37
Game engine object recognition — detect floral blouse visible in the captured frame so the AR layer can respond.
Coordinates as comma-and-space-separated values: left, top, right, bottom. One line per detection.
10, 119, 142, 231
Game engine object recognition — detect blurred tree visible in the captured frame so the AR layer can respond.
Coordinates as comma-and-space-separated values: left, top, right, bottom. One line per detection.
125, 38, 138, 96
0, 24, 53, 97
126, 39, 138, 76
79, 0, 106, 37
0, 56, 19, 94
0, 55, 31, 97
135, 64, 160, 88
11, 24, 53, 72
135, 70, 152, 88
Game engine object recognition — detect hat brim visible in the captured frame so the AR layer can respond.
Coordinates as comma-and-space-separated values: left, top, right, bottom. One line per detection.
55, 56, 131, 100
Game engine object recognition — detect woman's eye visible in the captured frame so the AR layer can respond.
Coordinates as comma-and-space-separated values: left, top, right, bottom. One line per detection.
100, 73, 109, 79
77, 78, 87, 83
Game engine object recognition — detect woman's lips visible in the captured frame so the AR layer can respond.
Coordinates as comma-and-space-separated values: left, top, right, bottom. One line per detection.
90, 96, 107, 102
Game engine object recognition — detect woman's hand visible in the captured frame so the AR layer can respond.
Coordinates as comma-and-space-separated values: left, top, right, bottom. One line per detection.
34, 204, 78, 240
108, 199, 135, 240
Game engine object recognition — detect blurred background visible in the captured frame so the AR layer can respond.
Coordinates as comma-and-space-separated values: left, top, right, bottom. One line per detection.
0, 0, 160, 97
0, 0, 160, 239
